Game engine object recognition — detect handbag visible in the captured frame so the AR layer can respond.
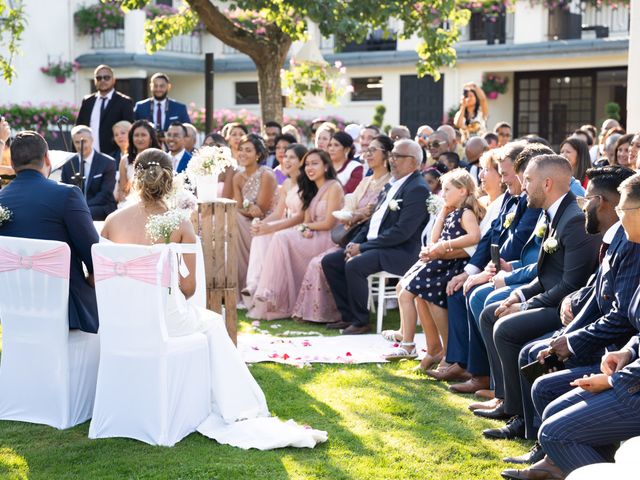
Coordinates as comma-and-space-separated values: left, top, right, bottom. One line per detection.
331, 223, 362, 248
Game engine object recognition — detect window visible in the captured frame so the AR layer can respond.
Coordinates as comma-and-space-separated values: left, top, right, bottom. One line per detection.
235, 82, 259, 105
154, 0, 173, 6
351, 77, 383, 102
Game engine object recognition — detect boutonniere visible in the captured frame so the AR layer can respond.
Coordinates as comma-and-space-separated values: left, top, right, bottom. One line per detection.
0, 204, 12, 227
535, 220, 547, 238
503, 212, 515, 229
388, 199, 402, 212
543, 236, 559, 254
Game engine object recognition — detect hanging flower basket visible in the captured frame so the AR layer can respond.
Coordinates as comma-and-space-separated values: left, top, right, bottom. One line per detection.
481, 73, 508, 99
40, 60, 80, 83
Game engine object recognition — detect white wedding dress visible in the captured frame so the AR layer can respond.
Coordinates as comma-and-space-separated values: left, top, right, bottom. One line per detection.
99, 237, 328, 449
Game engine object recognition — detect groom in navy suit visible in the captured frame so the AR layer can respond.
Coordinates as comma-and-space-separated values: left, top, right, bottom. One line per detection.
0, 131, 99, 333
322, 139, 430, 335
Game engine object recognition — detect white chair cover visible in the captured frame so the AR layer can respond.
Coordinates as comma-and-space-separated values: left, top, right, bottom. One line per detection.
566, 436, 640, 479
88, 243, 211, 446
188, 236, 207, 309
0, 236, 100, 429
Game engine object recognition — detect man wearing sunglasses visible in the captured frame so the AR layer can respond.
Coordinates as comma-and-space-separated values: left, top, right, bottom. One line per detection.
76, 65, 134, 154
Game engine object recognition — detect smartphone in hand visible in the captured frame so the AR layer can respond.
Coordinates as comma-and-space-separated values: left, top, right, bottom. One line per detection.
490, 244, 501, 271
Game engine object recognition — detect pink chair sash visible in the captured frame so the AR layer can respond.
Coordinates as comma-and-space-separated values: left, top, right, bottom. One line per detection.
0, 245, 70, 279
93, 251, 170, 287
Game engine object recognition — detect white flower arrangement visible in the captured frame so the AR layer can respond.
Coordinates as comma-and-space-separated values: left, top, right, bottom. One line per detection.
535, 220, 548, 238
297, 223, 310, 233
503, 212, 515, 229
145, 209, 190, 243
242, 199, 251, 209
0, 204, 12, 227
426, 195, 444, 216
543, 236, 559, 254
388, 198, 402, 212
186, 145, 237, 180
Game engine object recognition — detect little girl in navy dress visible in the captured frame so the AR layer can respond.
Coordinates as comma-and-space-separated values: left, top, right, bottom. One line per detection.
383, 169, 484, 364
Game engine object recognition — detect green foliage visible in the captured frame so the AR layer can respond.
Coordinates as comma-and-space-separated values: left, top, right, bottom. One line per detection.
481, 73, 509, 94
604, 102, 621, 121
0, 0, 27, 84
372, 105, 386, 128
281, 60, 346, 109
457, 0, 513, 21
73, 1, 125, 35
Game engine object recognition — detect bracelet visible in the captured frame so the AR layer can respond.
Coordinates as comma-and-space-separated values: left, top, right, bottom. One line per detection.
447, 240, 453, 252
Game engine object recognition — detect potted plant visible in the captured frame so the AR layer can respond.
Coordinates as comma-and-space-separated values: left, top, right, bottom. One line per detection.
481, 73, 508, 99
40, 60, 80, 84
458, 0, 514, 44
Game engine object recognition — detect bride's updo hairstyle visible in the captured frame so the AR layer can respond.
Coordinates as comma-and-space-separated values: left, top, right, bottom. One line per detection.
133, 148, 173, 203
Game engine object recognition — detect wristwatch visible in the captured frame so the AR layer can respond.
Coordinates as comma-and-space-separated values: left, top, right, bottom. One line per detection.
519, 302, 529, 311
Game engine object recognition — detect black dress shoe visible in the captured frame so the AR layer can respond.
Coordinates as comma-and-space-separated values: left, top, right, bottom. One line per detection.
483, 415, 525, 440
473, 403, 510, 420
504, 442, 545, 465
342, 324, 372, 335
326, 321, 351, 330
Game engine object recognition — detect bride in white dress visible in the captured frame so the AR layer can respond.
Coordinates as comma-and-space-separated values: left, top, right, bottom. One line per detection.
100, 148, 327, 449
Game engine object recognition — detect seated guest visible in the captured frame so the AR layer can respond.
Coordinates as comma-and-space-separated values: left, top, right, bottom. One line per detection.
233, 134, 277, 301
464, 137, 489, 184
501, 165, 638, 466
110, 120, 131, 163
427, 131, 451, 164
262, 120, 282, 168
165, 122, 192, 173
314, 122, 336, 151
328, 131, 363, 194
389, 125, 411, 141
61, 125, 117, 221
322, 139, 430, 335
560, 136, 591, 189
475, 154, 600, 431
0, 131, 99, 333
611, 133, 634, 168
629, 131, 640, 170
222, 122, 249, 160
243, 143, 307, 305
282, 124, 301, 143
438, 151, 460, 172
292, 135, 393, 324
422, 164, 445, 196
494, 122, 512, 147
356, 124, 380, 165
272, 133, 297, 185
477, 149, 506, 230
183, 123, 198, 153
483, 132, 499, 149
383, 169, 483, 360
249, 149, 344, 320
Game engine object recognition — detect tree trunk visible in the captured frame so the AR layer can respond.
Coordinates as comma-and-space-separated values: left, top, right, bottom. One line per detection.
255, 59, 284, 124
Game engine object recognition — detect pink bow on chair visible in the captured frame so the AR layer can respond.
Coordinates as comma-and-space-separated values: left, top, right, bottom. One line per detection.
0, 245, 70, 279
93, 251, 170, 287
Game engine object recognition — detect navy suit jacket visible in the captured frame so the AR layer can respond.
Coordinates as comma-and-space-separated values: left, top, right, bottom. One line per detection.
469, 193, 540, 270
610, 287, 640, 409
351, 171, 430, 275
0, 170, 99, 333
61, 151, 117, 221
76, 91, 134, 153
176, 150, 192, 174
133, 98, 191, 131
564, 225, 640, 360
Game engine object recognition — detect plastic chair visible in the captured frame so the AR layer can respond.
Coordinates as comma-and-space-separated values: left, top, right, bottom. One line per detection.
89, 243, 211, 446
0, 236, 100, 429
367, 271, 402, 333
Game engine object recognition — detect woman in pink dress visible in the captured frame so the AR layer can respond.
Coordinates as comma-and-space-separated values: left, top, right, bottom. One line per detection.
233, 134, 277, 300
248, 149, 344, 320
242, 144, 307, 307
292, 135, 393, 323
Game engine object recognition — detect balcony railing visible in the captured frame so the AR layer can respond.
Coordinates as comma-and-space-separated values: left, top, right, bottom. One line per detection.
580, 3, 630, 38
91, 29, 202, 55
91, 29, 125, 50
162, 32, 202, 55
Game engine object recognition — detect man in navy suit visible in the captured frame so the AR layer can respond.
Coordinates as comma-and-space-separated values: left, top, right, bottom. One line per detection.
133, 72, 191, 134
76, 65, 134, 154
322, 139, 430, 335
165, 122, 192, 173
61, 126, 117, 221
0, 131, 99, 334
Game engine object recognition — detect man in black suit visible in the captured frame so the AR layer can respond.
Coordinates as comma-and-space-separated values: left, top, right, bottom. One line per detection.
321, 139, 430, 335
476, 154, 600, 427
76, 65, 134, 154
61, 126, 117, 221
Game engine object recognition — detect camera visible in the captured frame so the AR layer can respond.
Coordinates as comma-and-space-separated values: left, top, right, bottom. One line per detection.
463, 90, 469, 98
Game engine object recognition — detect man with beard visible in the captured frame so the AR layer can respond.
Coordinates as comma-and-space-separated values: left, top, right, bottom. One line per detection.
133, 72, 191, 137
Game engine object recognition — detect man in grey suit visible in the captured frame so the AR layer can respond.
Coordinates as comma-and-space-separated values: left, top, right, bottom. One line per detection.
475, 155, 600, 426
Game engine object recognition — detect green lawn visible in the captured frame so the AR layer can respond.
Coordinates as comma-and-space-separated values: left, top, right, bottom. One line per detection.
0, 312, 531, 480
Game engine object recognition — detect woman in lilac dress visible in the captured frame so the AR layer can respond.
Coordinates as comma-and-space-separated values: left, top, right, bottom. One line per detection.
249, 149, 344, 320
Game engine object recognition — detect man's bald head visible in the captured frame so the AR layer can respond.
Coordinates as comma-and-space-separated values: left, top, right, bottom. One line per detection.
465, 137, 489, 163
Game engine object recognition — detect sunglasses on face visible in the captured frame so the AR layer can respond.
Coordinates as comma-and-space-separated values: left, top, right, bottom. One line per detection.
95, 75, 112, 81
427, 141, 442, 149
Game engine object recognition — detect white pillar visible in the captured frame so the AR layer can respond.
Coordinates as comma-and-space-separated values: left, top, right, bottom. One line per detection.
627, 0, 640, 132
513, 0, 547, 44
124, 9, 147, 54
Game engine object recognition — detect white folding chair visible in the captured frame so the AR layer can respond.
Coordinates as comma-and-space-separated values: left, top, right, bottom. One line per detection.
89, 243, 211, 446
367, 271, 402, 333
0, 236, 100, 429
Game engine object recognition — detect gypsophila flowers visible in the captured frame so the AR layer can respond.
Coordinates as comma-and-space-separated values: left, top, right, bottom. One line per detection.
145, 209, 190, 244
0, 204, 12, 226
426, 195, 444, 216
186, 145, 237, 180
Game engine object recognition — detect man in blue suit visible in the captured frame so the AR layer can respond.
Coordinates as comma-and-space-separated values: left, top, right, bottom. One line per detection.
0, 131, 99, 334
322, 139, 430, 335
133, 73, 191, 134
61, 126, 117, 221
165, 122, 192, 173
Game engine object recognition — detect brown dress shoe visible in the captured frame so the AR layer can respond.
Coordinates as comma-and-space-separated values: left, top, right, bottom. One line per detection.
468, 397, 502, 412
475, 389, 495, 400
501, 456, 566, 480
342, 324, 372, 335
425, 362, 471, 382
326, 321, 351, 330
448, 375, 490, 394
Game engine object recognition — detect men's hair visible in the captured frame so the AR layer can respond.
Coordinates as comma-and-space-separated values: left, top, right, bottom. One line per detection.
71, 125, 92, 137
483, 132, 499, 145
391, 125, 412, 139
581, 124, 597, 140
530, 154, 573, 177
573, 129, 593, 146
513, 143, 554, 173
521, 134, 551, 147
150, 72, 170, 83
587, 165, 636, 199
363, 124, 381, 134
438, 151, 460, 169
618, 173, 640, 203
395, 139, 422, 162
10, 131, 48, 170
183, 123, 198, 137
264, 120, 282, 130
493, 122, 512, 132
501, 141, 527, 164
274, 133, 297, 145
94, 64, 113, 76
169, 121, 188, 137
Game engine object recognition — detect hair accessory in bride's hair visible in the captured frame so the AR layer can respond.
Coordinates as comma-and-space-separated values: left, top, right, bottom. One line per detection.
137, 160, 162, 170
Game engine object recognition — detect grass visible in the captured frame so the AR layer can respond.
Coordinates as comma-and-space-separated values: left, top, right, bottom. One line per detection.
0, 311, 532, 480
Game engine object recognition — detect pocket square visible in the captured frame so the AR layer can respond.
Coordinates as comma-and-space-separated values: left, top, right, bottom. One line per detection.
169, 115, 178, 120
93, 173, 103, 179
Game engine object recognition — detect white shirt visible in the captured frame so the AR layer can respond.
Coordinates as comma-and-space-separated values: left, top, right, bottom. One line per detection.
89, 89, 114, 152
366, 173, 411, 241
171, 149, 186, 172
546, 193, 568, 224
154, 99, 167, 130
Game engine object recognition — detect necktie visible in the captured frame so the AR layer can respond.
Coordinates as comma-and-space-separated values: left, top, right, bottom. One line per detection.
376, 183, 392, 208
156, 102, 162, 130
99, 97, 107, 118
81, 159, 87, 195
598, 242, 610, 264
